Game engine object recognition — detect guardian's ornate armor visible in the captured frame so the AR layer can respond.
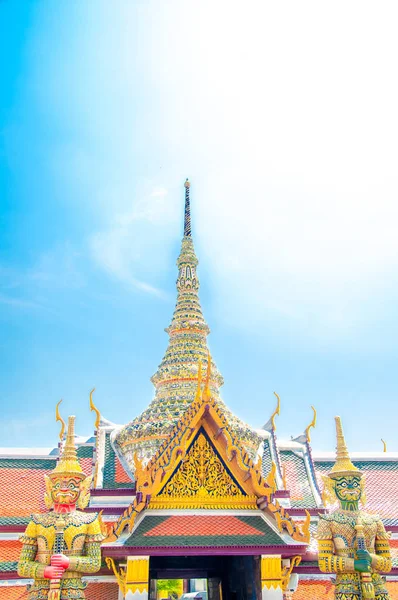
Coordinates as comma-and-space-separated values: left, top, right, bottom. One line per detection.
18, 416, 105, 599
318, 511, 391, 599
317, 417, 392, 600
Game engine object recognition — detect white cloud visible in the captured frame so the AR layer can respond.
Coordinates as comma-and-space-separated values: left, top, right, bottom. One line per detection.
89, 185, 174, 297
27, 0, 398, 340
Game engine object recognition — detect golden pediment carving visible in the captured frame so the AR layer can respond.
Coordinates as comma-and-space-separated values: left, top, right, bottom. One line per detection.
158, 432, 249, 506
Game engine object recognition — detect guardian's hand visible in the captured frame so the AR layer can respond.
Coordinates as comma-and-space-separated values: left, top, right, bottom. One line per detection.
354, 558, 371, 573
43, 565, 65, 579
51, 553, 70, 569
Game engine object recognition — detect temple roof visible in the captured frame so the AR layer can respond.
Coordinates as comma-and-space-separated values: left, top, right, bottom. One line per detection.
105, 512, 301, 555
112, 181, 262, 476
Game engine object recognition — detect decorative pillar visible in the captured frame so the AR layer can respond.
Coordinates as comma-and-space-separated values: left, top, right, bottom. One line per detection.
260, 555, 283, 600
125, 556, 150, 600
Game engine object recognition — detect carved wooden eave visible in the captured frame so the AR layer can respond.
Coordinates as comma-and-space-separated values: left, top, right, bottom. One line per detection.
108, 391, 310, 545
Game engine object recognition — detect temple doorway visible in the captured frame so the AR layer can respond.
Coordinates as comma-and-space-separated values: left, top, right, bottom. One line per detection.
149, 555, 261, 600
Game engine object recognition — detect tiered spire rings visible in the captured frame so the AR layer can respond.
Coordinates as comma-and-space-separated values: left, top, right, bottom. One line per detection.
328, 416, 362, 479
51, 416, 85, 480
113, 180, 262, 476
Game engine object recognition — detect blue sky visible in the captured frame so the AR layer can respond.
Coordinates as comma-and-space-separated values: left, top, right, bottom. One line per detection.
1, 1, 398, 451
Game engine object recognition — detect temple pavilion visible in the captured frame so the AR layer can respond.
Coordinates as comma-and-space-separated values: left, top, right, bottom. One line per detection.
0, 181, 397, 600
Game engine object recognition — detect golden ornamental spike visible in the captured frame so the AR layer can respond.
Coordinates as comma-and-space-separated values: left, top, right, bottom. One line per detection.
89, 388, 101, 430
195, 360, 203, 402
270, 392, 281, 431
328, 416, 362, 479
305, 406, 317, 443
55, 399, 66, 442
381, 439, 387, 453
203, 351, 211, 399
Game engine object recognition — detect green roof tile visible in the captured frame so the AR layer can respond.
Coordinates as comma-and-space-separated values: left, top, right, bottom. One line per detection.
123, 514, 287, 548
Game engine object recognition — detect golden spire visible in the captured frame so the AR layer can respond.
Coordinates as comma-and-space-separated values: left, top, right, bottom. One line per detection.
55, 399, 66, 441
270, 392, 281, 431
51, 416, 85, 479
89, 387, 101, 430
328, 416, 362, 479
304, 406, 317, 443
381, 439, 387, 452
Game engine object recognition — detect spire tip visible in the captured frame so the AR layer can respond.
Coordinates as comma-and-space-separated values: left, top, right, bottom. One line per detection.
183, 178, 192, 237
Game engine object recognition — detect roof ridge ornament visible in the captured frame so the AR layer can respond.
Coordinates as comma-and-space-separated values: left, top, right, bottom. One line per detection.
263, 392, 281, 432
55, 399, 66, 442
304, 406, 317, 443
89, 387, 101, 430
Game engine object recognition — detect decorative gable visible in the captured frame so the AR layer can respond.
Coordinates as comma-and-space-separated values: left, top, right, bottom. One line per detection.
151, 428, 254, 509
109, 367, 310, 545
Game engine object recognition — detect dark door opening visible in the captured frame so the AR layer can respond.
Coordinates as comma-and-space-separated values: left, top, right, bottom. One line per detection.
149, 555, 261, 600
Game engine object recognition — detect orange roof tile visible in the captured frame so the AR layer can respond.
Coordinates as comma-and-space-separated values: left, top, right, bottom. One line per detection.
0, 540, 22, 562
293, 580, 334, 599
0, 467, 51, 518
80, 457, 93, 477
283, 457, 305, 503
0, 582, 119, 600
0, 455, 92, 521
0, 587, 29, 600
85, 582, 119, 599
390, 538, 398, 560
293, 579, 398, 599
386, 582, 398, 596
144, 515, 265, 537
115, 456, 131, 484
361, 468, 398, 520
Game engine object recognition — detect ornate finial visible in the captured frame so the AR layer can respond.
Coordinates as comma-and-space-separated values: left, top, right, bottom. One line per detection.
305, 406, 317, 443
89, 388, 101, 430
270, 392, 281, 431
184, 178, 191, 237
203, 352, 211, 400
51, 416, 84, 479
195, 361, 203, 402
328, 416, 362, 479
55, 399, 66, 442
381, 439, 387, 452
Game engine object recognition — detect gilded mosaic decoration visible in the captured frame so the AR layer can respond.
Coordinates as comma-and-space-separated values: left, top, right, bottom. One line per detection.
160, 432, 241, 498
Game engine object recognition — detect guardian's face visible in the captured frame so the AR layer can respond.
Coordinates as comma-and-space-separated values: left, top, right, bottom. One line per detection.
334, 475, 362, 503
51, 476, 81, 505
